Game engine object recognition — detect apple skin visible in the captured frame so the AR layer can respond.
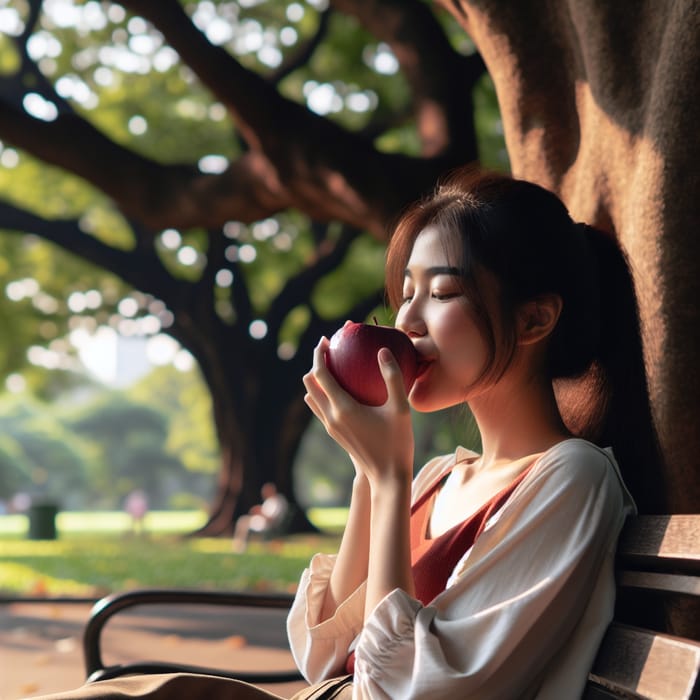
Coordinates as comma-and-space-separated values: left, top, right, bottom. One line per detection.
324, 322, 419, 406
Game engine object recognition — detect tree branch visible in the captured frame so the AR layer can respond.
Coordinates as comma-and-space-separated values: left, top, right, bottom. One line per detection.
331, 0, 485, 156
1, 1, 479, 240
265, 224, 362, 336
196, 228, 254, 329
0, 1, 74, 114
0, 199, 178, 298
117, 0, 464, 235
0, 101, 294, 229
268, 8, 333, 85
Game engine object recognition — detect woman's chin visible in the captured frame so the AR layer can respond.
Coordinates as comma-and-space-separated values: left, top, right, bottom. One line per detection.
409, 376, 467, 413
409, 387, 452, 413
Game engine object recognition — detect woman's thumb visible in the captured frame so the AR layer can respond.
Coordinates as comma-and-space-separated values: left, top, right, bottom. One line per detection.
378, 347, 407, 402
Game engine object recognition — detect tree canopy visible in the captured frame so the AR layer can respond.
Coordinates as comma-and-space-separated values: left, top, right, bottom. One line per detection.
0, 365, 218, 511
0, 0, 503, 532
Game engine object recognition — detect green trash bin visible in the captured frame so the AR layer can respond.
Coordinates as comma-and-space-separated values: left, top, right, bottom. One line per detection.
28, 503, 58, 540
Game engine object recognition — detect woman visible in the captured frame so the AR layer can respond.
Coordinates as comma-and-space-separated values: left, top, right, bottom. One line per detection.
32, 169, 641, 699
291, 168, 637, 698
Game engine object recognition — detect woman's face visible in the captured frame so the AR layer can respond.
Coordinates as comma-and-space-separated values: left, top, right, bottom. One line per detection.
395, 226, 497, 412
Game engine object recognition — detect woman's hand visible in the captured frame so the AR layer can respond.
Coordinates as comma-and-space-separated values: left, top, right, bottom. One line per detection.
305, 335, 417, 621
303, 336, 415, 487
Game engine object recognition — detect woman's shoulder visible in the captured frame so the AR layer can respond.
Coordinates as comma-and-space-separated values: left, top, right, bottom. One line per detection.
530, 438, 635, 508
412, 447, 478, 501
537, 437, 616, 472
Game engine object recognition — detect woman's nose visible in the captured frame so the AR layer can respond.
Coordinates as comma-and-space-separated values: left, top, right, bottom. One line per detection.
396, 301, 426, 338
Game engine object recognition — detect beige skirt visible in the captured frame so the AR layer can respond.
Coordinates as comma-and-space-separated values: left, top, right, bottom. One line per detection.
29, 673, 353, 700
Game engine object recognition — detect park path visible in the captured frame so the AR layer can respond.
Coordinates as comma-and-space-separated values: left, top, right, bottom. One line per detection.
0, 599, 307, 699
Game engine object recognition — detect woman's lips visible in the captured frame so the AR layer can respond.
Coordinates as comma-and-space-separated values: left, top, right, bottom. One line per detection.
414, 358, 432, 381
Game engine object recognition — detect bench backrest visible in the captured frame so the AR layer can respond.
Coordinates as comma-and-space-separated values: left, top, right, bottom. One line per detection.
585, 514, 700, 699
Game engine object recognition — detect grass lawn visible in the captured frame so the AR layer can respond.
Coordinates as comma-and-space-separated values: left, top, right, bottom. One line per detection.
0, 509, 345, 598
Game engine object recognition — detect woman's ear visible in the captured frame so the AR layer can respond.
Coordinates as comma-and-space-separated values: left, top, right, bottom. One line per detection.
516, 294, 563, 345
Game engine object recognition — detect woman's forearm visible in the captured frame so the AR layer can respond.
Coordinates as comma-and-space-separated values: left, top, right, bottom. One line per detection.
364, 474, 414, 621
321, 474, 372, 621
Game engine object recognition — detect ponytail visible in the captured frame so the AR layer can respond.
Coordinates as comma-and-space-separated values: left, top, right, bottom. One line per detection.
554, 226, 666, 512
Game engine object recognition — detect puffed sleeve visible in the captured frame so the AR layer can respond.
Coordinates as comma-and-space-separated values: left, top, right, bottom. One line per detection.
287, 552, 366, 682
350, 441, 632, 699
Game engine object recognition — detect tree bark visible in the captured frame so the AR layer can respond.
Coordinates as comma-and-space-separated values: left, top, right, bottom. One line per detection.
440, 0, 700, 514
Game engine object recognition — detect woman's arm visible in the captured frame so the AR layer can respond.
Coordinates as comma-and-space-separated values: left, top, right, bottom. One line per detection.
365, 473, 414, 621
321, 472, 371, 621
304, 342, 417, 621
287, 454, 454, 684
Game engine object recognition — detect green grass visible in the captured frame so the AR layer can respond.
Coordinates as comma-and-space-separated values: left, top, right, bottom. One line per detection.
0, 510, 209, 538
0, 510, 343, 598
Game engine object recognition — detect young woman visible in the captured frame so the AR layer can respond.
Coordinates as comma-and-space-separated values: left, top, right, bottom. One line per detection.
32, 169, 644, 699
291, 168, 637, 698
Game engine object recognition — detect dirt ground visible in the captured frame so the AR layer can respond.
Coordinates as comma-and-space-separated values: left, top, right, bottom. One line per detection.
0, 600, 307, 699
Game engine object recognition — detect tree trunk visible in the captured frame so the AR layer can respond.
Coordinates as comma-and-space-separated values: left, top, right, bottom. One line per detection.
186, 304, 350, 536
441, 0, 700, 514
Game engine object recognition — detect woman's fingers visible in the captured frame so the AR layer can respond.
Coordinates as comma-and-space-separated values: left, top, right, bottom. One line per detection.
303, 337, 415, 483
306, 335, 357, 410
303, 392, 321, 420
303, 337, 350, 426
378, 348, 410, 408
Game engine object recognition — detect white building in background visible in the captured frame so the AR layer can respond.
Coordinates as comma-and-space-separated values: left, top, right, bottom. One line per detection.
113, 334, 151, 387
79, 327, 193, 388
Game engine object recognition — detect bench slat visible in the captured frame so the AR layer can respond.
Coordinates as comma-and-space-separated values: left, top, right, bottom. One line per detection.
618, 516, 700, 572
619, 570, 700, 598
588, 623, 700, 700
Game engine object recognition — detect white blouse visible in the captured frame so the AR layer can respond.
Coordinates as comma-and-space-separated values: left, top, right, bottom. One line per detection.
287, 438, 636, 699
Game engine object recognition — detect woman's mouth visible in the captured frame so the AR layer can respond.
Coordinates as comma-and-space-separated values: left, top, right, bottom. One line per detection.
414, 358, 432, 381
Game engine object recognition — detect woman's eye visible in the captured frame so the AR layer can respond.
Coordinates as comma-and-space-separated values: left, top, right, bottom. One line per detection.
401, 295, 413, 305
432, 291, 459, 301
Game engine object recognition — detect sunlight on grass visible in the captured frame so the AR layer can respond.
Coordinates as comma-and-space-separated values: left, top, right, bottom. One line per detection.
57, 510, 208, 534
0, 561, 95, 597
0, 515, 26, 536
308, 507, 348, 532
0, 510, 209, 539
0, 510, 342, 598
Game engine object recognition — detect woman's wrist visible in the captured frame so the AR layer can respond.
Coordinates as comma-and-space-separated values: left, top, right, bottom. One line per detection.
351, 471, 370, 489
368, 472, 412, 507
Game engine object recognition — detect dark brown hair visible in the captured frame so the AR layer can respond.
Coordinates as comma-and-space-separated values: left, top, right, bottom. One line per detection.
385, 167, 665, 511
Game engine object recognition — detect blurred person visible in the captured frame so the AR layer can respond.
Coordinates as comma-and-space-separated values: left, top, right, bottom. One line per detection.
124, 489, 149, 536
232, 482, 289, 553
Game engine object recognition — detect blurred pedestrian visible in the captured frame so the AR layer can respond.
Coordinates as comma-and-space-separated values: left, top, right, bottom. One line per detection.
124, 489, 149, 536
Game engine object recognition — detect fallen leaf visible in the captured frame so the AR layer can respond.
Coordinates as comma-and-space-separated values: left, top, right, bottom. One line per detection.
55, 637, 77, 653
225, 635, 247, 649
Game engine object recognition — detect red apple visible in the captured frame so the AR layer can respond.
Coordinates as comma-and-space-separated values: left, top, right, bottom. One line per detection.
324, 321, 419, 406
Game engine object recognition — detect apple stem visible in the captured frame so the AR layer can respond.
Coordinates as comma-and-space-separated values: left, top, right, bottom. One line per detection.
373, 316, 378, 325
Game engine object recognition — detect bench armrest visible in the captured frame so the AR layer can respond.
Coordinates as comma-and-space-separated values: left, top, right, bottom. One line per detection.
83, 588, 302, 684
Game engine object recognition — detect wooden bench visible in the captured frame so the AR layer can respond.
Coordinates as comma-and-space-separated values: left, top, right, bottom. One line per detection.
83, 514, 700, 698
584, 514, 700, 699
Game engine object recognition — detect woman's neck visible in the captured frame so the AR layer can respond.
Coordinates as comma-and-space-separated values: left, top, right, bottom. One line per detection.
468, 372, 571, 470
